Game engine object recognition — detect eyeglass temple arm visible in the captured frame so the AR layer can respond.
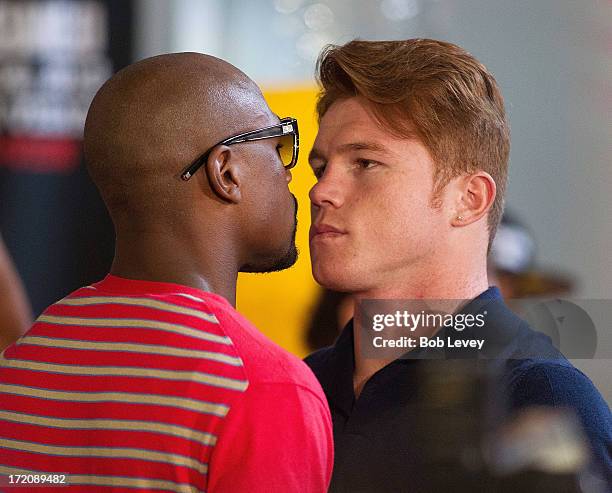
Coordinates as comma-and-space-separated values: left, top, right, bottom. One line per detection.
181, 150, 211, 181
182, 121, 295, 180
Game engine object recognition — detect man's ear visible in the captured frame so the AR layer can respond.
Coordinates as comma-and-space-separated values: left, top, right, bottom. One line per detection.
204, 145, 242, 204
452, 171, 496, 227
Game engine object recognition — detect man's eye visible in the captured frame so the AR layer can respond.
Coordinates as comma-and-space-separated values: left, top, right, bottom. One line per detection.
313, 164, 326, 179
356, 159, 378, 169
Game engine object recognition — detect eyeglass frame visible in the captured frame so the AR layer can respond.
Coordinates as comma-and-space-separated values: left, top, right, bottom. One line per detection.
181, 117, 299, 181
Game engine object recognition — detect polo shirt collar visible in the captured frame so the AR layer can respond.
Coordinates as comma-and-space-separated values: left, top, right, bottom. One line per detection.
316, 316, 357, 416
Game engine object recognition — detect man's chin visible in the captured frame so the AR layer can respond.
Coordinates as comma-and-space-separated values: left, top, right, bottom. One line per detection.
241, 242, 299, 274
268, 243, 299, 272
242, 210, 298, 274
312, 263, 358, 292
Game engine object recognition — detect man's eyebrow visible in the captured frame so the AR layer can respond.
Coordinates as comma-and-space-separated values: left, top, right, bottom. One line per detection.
309, 141, 394, 166
337, 141, 390, 154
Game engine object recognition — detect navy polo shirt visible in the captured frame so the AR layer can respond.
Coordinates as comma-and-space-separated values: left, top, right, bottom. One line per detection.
305, 287, 612, 492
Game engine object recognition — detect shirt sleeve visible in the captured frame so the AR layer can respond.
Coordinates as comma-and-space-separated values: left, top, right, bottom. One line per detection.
207, 381, 334, 493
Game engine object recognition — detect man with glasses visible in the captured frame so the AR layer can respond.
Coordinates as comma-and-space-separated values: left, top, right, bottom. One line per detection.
0, 53, 332, 492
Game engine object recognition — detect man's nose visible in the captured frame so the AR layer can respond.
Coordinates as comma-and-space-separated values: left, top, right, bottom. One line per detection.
309, 170, 343, 209
285, 167, 293, 184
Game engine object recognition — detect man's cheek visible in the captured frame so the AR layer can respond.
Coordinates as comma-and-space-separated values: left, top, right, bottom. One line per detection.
364, 213, 404, 245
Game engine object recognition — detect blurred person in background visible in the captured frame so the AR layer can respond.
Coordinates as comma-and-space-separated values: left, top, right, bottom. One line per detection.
0, 52, 332, 493
0, 234, 32, 352
304, 39, 611, 491
488, 212, 574, 298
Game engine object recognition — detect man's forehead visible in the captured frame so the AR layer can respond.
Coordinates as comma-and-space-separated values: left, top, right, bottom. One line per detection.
252, 109, 278, 125
315, 120, 381, 152
320, 98, 375, 128
314, 98, 422, 155
220, 83, 275, 122
313, 120, 399, 159
317, 97, 395, 139
228, 107, 277, 136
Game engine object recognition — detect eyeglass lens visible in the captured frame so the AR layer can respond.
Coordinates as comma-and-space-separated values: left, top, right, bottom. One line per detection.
277, 133, 295, 168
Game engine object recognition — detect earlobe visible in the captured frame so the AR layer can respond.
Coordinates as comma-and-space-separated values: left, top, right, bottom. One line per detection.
204, 145, 242, 204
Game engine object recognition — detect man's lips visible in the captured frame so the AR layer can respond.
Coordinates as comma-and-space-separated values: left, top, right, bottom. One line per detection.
309, 223, 347, 242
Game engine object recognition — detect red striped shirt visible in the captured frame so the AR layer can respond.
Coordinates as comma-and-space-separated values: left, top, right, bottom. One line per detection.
0, 275, 333, 492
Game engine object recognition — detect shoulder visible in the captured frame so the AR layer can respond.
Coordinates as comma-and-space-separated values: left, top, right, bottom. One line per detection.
206, 296, 324, 394
304, 345, 335, 374
507, 360, 605, 406
506, 359, 611, 431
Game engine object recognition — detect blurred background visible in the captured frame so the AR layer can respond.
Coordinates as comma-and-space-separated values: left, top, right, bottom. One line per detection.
0, 0, 610, 401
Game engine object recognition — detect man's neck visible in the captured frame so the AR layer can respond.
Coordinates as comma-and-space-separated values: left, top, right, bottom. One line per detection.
111, 230, 239, 306
355, 268, 489, 301
351, 264, 490, 398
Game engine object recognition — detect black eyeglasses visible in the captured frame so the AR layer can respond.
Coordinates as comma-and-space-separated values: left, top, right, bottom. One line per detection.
181, 117, 299, 181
